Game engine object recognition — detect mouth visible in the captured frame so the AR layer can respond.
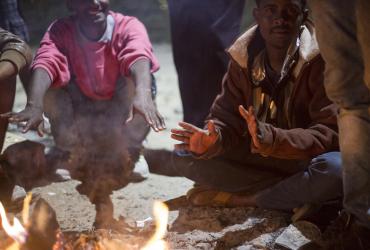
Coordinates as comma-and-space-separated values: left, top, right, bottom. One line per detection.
271, 28, 290, 35
87, 8, 102, 15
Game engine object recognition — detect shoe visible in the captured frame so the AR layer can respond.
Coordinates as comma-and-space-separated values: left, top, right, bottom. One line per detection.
292, 201, 342, 231
320, 211, 370, 250
186, 186, 233, 207
143, 149, 179, 176
292, 203, 322, 223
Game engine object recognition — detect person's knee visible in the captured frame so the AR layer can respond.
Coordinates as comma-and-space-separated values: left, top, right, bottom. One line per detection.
310, 152, 342, 181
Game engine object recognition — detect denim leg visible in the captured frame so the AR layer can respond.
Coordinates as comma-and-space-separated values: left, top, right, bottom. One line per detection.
308, 0, 370, 228
168, 150, 308, 194
255, 152, 342, 211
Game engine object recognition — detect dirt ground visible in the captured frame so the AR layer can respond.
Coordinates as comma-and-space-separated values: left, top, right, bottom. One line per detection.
4, 43, 194, 232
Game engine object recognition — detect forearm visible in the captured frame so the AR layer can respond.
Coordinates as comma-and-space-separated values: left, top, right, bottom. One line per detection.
129, 58, 152, 94
0, 61, 17, 82
256, 123, 339, 159
26, 68, 52, 109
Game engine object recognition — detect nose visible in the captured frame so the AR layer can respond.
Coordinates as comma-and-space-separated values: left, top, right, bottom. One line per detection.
272, 9, 289, 26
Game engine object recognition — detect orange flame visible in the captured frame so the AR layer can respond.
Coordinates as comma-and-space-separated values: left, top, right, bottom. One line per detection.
141, 201, 169, 250
0, 193, 32, 249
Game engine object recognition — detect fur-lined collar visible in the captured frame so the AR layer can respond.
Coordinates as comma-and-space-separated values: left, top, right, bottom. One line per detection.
228, 22, 319, 69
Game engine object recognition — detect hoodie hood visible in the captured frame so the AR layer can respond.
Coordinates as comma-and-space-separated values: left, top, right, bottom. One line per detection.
228, 21, 320, 71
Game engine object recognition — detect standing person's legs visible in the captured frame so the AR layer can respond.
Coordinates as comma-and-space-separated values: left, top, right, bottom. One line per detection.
168, 0, 245, 127
309, 0, 370, 229
0, 76, 16, 152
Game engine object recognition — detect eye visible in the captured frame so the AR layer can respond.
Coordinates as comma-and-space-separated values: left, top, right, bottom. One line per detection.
261, 6, 276, 16
285, 6, 301, 18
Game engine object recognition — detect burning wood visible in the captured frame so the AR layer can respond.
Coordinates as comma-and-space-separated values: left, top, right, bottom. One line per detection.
0, 197, 170, 250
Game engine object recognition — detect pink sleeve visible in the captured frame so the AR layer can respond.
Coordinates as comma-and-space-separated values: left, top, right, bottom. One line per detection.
117, 17, 160, 76
31, 20, 71, 87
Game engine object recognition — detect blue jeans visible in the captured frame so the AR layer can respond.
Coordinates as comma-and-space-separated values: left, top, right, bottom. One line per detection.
308, 0, 370, 228
165, 149, 342, 211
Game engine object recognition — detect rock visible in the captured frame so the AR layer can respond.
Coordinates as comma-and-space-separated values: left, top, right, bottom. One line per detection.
167, 206, 289, 249
274, 221, 321, 250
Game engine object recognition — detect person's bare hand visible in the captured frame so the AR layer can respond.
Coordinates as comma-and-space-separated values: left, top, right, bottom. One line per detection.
171, 120, 219, 155
131, 92, 166, 132
1, 105, 44, 136
239, 105, 262, 150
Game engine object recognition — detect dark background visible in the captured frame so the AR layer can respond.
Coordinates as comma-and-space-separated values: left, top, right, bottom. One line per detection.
19, 0, 255, 45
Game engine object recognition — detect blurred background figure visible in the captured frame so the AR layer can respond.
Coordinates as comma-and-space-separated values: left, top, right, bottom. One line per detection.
168, 0, 246, 127
0, 0, 29, 42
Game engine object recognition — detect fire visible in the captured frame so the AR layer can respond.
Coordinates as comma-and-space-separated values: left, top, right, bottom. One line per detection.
141, 201, 169, 250
0, 193, 32, 250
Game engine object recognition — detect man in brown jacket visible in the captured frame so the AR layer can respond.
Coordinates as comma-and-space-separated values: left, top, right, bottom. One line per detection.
146, 0, 342, 213
0, 27, 32, 208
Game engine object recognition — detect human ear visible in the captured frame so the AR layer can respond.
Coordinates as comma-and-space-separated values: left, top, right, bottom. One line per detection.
253, 8, 260, 22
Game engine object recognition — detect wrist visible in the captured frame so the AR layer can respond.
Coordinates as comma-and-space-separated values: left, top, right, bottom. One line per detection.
26, 102, 43, 110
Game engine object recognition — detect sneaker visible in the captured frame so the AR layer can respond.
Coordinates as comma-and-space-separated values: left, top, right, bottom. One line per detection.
320, 211, 370, 250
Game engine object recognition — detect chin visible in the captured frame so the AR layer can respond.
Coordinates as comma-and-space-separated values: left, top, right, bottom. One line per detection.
271, 37, 293, 49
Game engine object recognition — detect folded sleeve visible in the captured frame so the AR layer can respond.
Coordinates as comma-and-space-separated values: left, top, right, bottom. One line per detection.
116, 17, 160, 77
31, 20, 71, 87
0, 28, 32, 72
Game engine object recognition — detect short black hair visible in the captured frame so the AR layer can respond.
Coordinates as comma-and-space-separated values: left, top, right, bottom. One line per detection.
255, 0, 306, 9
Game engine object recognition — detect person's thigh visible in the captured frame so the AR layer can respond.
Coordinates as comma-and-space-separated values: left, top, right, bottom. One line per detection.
171, 152, 288, 193
308, 0, 370, 109
43, 86, 77, 151
356, 0, 370, 91
0, 77, 16, 151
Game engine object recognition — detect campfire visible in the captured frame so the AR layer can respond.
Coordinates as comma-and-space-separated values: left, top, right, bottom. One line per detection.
0, 195, 170, 250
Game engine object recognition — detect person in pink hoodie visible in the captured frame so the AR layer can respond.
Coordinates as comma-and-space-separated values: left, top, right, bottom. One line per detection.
2, 0, 165, 228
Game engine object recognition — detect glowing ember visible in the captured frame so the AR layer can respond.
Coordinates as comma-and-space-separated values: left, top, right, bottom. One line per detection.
141, 201, 169, 250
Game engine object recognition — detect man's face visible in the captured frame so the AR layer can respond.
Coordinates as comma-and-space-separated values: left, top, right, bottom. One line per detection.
69, 0, 109, 28
254, 0, 305, 50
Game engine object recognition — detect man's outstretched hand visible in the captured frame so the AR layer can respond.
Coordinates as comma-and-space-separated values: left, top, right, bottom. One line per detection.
239, 105, 263, 151
171, 120, 219, 155
130, 92, 166, 132
0, 105, 44, 136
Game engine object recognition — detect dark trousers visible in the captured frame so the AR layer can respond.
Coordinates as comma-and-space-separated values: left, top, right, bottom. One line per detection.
168, 0, 245, 127
43, 78, 149, 202
308, 0, 370, 228
160, 149, 342, 211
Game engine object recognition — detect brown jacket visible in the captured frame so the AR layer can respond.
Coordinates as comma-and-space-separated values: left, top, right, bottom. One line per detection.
0, 27, 32, 73
204, 23, 339, 160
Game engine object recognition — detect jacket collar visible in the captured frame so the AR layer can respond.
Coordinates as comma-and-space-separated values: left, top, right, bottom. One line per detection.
228, 21, 319, 69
